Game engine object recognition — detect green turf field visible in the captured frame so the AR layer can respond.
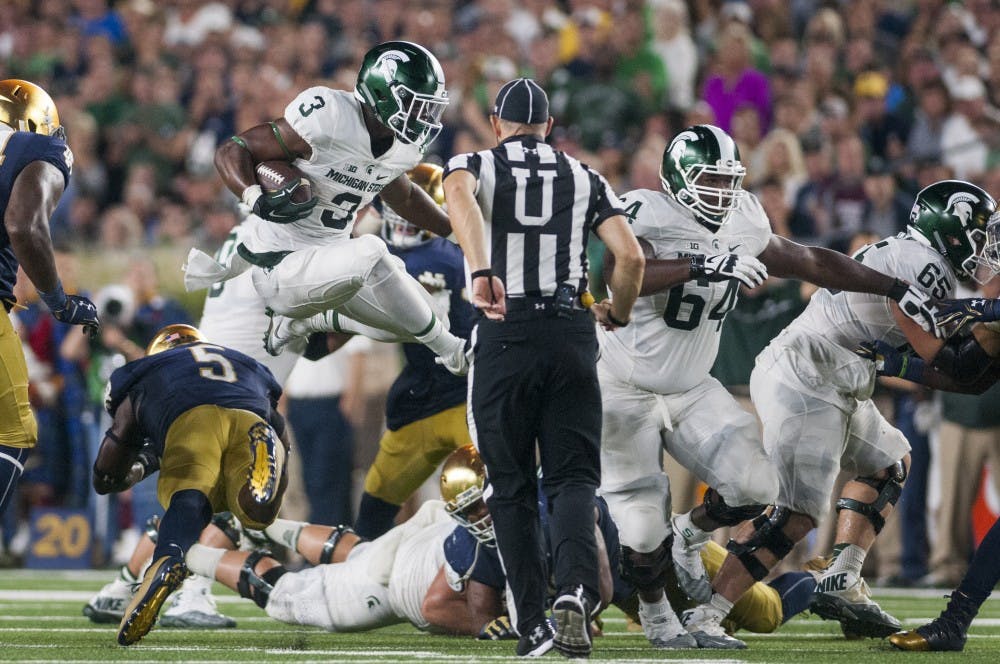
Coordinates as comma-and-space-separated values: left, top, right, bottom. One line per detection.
2, 570, 998, 662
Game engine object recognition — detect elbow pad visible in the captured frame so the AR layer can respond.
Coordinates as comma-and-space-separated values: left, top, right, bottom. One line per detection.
932, 334, 992, 383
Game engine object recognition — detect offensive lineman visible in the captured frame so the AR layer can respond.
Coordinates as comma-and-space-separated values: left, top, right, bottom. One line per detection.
0, 79, 101, 516
183, 41, 468, 375
596, 125, 942, 649
678, 180, 996, 647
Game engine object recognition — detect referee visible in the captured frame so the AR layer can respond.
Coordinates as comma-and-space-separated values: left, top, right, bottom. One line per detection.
444, 78, 644, 658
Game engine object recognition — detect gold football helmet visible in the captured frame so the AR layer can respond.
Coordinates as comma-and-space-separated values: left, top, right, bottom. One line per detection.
440, 444, 494, 545
381, 162, 444, 248
146, 324, 206, 355
0, 79, 63, 138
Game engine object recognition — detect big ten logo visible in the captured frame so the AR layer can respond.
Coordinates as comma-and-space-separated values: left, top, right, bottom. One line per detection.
26, 507, 92, 569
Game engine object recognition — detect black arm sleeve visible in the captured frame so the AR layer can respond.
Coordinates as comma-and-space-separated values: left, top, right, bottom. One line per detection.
931, 334, 994, 384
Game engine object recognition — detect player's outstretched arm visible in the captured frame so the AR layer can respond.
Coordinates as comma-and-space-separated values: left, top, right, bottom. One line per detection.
380, 173, 452, 237
421, 567, 502, 636
760, 235, 940, 336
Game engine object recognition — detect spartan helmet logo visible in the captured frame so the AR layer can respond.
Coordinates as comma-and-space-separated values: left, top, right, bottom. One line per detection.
374, 50, 411, 81
669, 130, 699, 171
945, 191, 980, 226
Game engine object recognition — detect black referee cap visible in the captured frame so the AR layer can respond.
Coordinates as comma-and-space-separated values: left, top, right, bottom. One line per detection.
493, 78, 549, 124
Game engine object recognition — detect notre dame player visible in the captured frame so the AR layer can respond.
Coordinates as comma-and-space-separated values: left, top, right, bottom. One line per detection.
93, 324, 287, 646
0, 79, 100, 517
353, 163, 476, 539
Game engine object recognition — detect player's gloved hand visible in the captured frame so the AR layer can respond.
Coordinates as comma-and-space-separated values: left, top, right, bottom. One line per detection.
39, 282, 100, 339
854, 340, 925, 382
690, 253, 768, 289
887, 278, 942, 338
242, 183, 317, 223
934, 297, 1000, 332
477, 615, 517, 640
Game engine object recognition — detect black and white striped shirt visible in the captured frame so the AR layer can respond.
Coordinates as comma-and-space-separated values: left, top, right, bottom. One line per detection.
445, 136, 625, 298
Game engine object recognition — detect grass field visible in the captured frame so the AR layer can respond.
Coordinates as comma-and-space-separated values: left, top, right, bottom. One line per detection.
2, 570, 999, 662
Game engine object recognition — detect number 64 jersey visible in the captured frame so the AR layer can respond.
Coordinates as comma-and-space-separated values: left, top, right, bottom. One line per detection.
598, 189, 772, 395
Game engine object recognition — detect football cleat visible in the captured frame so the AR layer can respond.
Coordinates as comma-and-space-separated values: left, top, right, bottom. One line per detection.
671, 515, 712, 604
516, 619, 555, 657
83, 574, 134, 624
810, 569, 901, 638
263, 308, 296, 357
247, 422, 282, 505
552, 585, 593, 658
889, 590, 976, 652
638, 597, 698, 649
680, 604, 747, 649
434, 335, 469, 376
160, 574, 236, 629
117, 553, 189, 646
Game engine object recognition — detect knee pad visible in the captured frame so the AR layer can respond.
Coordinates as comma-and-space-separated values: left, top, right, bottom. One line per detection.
835, 461, 906, 534
237, 549, 287, 609
726, 507, 795, 581
356, 234, 392, 279
619, 535, 673, 592
319, 525, 358, 565
702, 487, 767, 526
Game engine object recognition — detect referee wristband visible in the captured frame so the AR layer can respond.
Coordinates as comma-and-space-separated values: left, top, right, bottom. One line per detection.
470, 269, 493, 281
607, 311, 629, 327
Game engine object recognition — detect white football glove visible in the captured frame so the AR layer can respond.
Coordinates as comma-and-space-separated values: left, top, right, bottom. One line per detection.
692, 253, 769, 288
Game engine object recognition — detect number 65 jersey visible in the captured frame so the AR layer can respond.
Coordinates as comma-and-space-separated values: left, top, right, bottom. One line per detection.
599, 188, 771, 395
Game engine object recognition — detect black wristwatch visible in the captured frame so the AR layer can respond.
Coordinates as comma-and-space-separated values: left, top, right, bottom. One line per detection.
607, 311, 630, 327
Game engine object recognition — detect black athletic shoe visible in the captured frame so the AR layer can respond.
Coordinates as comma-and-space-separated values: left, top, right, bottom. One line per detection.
889, 591, 976, 652
552, 586, 593, 658
516, 620, 555, 657
117, 554, 189, 646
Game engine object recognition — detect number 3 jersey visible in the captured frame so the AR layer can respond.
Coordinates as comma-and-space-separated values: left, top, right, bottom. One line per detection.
244, 88, 424, 254
106, 343, 282, 454
599, 189, 771, 394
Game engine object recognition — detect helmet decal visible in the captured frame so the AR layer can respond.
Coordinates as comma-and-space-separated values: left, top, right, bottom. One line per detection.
945, 191, 979, 226
374, 50, 410, 81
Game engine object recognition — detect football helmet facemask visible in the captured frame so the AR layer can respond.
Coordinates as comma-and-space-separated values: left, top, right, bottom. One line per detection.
440, 445, 494, 546
146, 324, 206, 356
909, 180, 998, 283
660, 124, 746, 231
355, 41, 448, 151
0, 79, 64, 139
381, 162, 444, 248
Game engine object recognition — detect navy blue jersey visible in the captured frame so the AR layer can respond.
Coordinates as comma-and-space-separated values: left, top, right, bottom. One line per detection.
0, 129, 72, 305
443, 525, 506, 591
386, 238, 474, 430
107, 343, 282, 454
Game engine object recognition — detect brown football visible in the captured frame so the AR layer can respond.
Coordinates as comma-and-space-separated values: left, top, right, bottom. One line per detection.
255, 160, 312, 203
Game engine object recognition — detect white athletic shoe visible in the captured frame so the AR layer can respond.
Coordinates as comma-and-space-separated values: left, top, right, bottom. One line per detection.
671, 515, 712, 603
83, 575, 134, 624
263, 309, 297, 356
680, 604, 747, 649
434, 335, 469, 376
811, 569, 901, 638
160, 574, 236, 629
638, 597, 698, 649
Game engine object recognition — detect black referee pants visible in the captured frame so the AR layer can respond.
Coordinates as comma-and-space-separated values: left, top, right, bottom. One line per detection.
469, 310, 601, 634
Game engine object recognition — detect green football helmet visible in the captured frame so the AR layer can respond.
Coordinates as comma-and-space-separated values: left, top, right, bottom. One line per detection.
908, 180, 997, 282
660, 124, 746, 231
354, 41, 448, 151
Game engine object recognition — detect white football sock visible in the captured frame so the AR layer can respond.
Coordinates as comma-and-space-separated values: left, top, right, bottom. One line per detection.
185, 543, 226, 580
264, 518, 307, 552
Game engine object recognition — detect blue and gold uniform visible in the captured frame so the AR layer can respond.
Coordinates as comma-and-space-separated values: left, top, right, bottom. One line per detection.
106, 341, 284, 526
357, 236, 475, 537
0, 128, 72, 448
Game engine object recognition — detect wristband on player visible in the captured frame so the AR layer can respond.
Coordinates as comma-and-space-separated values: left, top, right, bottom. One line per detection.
607, 311, 630, 327
689, 254, 706, 280
242, 184, 264, 210
886, 277, 910, 302
37, 281, 67, 312
470, 268, 493, 281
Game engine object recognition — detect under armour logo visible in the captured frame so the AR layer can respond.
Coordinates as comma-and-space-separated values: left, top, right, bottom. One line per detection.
535, 303, 545, 310
529, 624, 546, 644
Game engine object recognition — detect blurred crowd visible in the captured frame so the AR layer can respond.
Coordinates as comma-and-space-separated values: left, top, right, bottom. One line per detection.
1, 0, 999, 588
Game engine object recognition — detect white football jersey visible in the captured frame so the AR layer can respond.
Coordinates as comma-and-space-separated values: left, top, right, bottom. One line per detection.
387, 515, 454, 630
789, 234, 956, 350
244, 88, 424, 254
599, 189, 772, 394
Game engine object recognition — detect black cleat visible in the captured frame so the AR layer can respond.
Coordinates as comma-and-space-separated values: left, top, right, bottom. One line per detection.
552, 586, 593, 658
117, 554, 189, 646
889, 591, 976, 652
516, 619, 555, 657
